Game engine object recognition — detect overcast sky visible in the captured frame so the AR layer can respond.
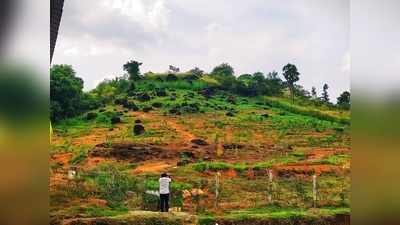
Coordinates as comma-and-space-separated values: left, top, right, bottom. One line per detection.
53, 0, 349, 101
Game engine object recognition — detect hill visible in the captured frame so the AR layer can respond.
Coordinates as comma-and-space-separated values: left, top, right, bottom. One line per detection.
50, 64, 350, 225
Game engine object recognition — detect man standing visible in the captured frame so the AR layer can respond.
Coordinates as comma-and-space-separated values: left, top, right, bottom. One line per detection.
159, 173, 172, 212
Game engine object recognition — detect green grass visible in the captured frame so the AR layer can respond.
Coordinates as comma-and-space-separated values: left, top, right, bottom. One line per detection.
198, 206, 350, 224
264, 97, 350, 125
311, 154, 350, 165
69, 149, 88, 165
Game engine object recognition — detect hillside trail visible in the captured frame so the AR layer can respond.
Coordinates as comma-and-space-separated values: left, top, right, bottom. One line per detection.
133, 161, 177, 174
130, 112, 198, 173
133, 111, 197, 143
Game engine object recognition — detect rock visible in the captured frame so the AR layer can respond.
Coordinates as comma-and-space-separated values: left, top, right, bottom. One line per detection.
133, 124, 145, 135
223, 143, 244, 150
155, 89, 167, 97
226, 112, 235, 117
114, 97, 128, 106
191, 139, 209, 146
135, 119, 142, 124
111, 116, 121, 124
86, 112, 97, 120
137, 93, 151, 102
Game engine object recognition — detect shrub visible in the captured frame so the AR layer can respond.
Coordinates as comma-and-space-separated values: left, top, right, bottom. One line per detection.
123, 100, 139, 111
86, 164, 138, 206
69, 149, 88, 165
86, 112, 97, 120
166, 73, 178, 81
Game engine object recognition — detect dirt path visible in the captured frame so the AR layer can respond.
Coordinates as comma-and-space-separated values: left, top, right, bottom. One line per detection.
132, 111, 197, 143
165, 120, 196, 142
133, 161, 177, 174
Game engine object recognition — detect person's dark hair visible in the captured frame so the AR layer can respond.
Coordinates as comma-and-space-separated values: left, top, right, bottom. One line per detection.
161, 173, 167, 178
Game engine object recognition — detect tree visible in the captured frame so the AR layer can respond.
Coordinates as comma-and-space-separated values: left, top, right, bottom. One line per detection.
211, 63, 234, 77
211, 63, 236, 91
265, 71, 284, 96
337, 91, 350, 109
188, 67, 204, 77
311, 87, 317, 98
123, 60, 143, 81
50, 64, 84, 121
321, 83, 329, 103
282, 63, 300, 103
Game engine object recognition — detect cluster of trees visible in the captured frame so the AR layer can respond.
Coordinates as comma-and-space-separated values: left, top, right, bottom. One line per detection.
50, 65, 100, 121
50, 60, 350, 121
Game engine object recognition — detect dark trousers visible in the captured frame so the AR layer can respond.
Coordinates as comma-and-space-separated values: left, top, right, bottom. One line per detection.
160, 193, 170, 212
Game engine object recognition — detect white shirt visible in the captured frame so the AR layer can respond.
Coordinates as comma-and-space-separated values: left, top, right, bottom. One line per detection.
159, 177, 172, 194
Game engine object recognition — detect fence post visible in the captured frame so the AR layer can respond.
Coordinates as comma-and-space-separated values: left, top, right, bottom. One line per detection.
268, 169, 273, 204
313, 174, 317, 208
214, 172, 221, 208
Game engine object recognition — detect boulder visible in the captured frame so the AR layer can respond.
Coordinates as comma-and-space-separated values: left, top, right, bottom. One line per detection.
137, 93, 151, 102
191, 139, 209, 146
155, 89, 167, 97
226, 111, 235, 117
133, 124, 145, 135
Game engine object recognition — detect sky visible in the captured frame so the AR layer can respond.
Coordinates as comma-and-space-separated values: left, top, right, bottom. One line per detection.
53, 0, 350, 101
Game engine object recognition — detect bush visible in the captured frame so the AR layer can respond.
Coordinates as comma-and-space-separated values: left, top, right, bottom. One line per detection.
166, 73, 178, 81
123, 100, 139, 111
86, 112, 97, 120
142, 106, 153, 112
152, 102, 163, 108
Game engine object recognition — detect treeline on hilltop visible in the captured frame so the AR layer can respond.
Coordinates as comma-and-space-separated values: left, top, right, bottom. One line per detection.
50, 60, 351, 121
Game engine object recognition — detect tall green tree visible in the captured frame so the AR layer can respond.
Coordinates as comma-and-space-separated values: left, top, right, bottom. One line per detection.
211, 63, 236, 91
50, 65, 84, 121
311, 86, 317, 98
337, 91, 350, 109
211, 63, 234, 77
321, 83, 330, 103
282, 63, 300, 103
123, 60, 143, 81
265, 71, 284, 96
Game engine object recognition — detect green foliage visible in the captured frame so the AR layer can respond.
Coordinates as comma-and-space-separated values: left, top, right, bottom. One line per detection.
337, 91, 350, 110
69, 149, 88, 165
84, 164, 138, 206
192, 162, 232, 172
282, 63, 300, 103
123, 60, 143, 81
50, 65, 85, 121
321, 83, 330, 103
264, 97, 350, 125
